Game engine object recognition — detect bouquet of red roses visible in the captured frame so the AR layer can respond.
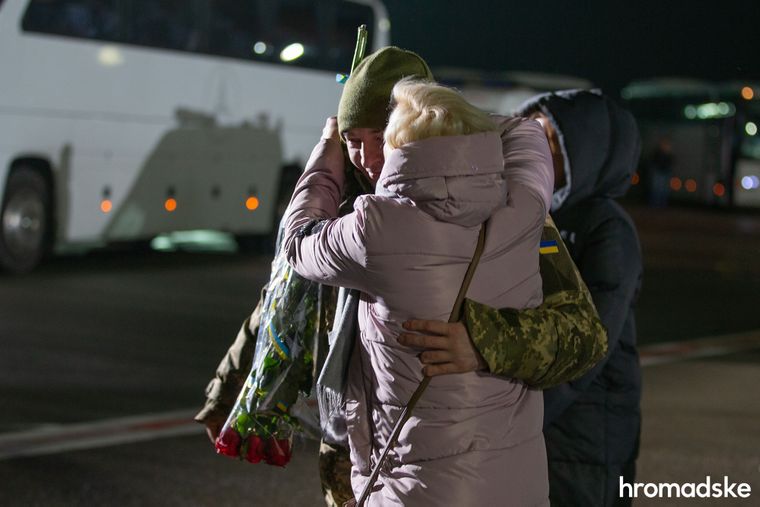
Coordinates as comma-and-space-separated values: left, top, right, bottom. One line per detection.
215, 251, 320, 467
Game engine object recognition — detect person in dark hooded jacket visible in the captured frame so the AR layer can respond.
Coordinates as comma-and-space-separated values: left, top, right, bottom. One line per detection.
516, 89, 643, 506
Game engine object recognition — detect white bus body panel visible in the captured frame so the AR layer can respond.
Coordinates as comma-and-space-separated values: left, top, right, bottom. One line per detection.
0, 0, 389, 244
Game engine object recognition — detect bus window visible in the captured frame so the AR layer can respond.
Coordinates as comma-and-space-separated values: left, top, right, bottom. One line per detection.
274, 0, 322, 66
206, 0, 266, 60
22, 0, 376, 72
334, 2, 377, 69
129, 0, 200, 52
22, 0, 122, 42
205, 0, 375, 71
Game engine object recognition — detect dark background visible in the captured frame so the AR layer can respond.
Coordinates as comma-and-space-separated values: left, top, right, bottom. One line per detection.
383, 0, 760, 93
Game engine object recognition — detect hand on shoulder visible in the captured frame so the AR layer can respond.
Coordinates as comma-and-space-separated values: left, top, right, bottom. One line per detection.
322, 116, 340, 143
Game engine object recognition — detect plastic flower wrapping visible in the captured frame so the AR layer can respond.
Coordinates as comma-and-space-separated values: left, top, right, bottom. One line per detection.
215, 250, 321, 467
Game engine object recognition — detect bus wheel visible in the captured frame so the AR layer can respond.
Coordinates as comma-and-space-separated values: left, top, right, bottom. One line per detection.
0, 168, 51, 273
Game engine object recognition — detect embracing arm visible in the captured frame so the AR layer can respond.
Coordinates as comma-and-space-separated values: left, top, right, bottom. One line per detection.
464, 216, 608, 388
281, 118, 368, 290
403, 217, 607, 384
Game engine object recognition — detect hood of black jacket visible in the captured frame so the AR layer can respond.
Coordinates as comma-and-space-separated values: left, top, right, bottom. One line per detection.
516, 89, 641, 211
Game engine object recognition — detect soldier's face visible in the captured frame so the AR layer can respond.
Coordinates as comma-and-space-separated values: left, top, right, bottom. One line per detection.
343, 128, 385, 184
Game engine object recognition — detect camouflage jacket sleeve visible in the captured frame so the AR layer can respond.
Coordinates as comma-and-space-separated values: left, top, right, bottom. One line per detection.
194, 288, 264, 423
464, 216, 608, 389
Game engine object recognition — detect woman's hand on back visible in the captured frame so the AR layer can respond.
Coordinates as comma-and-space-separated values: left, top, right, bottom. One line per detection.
399, 320, 488, 376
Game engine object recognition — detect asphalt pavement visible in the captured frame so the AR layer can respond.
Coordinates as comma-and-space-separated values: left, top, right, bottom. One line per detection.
0, 204, 758, 506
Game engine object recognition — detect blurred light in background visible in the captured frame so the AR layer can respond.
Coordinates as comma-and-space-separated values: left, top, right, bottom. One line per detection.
742, 86, 755, 100
631, 172, 640, 185
246, 196, 260, 211
741, 175, 760, 190
713, 182, 726, 197
98, 46, 124, 67
685, 179, 697, 193
150, 230, 237, 252
100, 199, 112, 213
746, 122, 758, 136
670, 177, 683, 191
698, 103, 717, 119
253, 42, 267, 55
280, 43, 304, 62
164, 198, 177, 212
689, 102, 735, 120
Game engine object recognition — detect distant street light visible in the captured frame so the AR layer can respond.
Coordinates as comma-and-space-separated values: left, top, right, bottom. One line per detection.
280, 43, 305, 62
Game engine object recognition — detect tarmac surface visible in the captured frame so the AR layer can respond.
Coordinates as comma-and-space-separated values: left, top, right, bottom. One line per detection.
0, 204, 758, 506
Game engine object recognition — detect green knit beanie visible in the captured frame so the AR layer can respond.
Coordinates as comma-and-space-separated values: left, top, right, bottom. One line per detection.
337, 46, 434, 134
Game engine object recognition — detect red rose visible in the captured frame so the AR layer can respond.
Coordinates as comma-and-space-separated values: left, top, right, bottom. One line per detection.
245, 435, 265, 464
265, 436, 291, 467
215, 426, 241, 457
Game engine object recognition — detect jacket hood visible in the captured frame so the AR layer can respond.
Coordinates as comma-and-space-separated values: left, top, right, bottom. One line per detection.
376, 131, 505, 227
517, 89, 641, 211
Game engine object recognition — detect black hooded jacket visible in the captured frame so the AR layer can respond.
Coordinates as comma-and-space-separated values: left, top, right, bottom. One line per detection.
518, 90, 643, 474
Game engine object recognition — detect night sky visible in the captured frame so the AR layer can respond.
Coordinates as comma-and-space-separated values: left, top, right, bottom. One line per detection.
383, 0, 760, 94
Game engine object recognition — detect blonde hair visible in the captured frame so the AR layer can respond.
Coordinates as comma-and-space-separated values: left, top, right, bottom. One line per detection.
384, 78, 497, 149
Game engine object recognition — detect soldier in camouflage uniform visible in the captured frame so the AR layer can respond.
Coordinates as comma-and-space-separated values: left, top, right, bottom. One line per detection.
196, 48, 607, 507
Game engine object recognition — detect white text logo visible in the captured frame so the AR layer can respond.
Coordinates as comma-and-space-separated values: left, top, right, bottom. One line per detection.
619, 476, 752, 499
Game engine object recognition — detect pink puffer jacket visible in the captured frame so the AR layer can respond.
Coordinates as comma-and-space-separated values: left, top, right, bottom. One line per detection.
284, 116, 553, 506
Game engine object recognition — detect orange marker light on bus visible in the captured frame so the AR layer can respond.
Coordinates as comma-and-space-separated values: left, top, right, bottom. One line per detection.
631, 172, 640, 185
670, 177, 682, 191
741, 86, 754, 100
246, 196, 260, 211
685, 179, 697, 193
100, 199, 113, 213
165, 198, 177, 212
713, 183, 725, 197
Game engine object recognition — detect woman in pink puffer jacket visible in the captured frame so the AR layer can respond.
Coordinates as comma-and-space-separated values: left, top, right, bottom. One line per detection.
283, 79, 553, 506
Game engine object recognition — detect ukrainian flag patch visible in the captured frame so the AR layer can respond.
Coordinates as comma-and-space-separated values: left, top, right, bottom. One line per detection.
540, 240, 559, 254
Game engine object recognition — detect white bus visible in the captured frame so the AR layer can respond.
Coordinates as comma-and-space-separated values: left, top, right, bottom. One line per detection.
0, 0, 390, 272
622, 78, 760, 209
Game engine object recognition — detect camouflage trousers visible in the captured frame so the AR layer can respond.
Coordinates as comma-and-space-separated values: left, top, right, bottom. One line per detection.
319, 441, 354, 507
